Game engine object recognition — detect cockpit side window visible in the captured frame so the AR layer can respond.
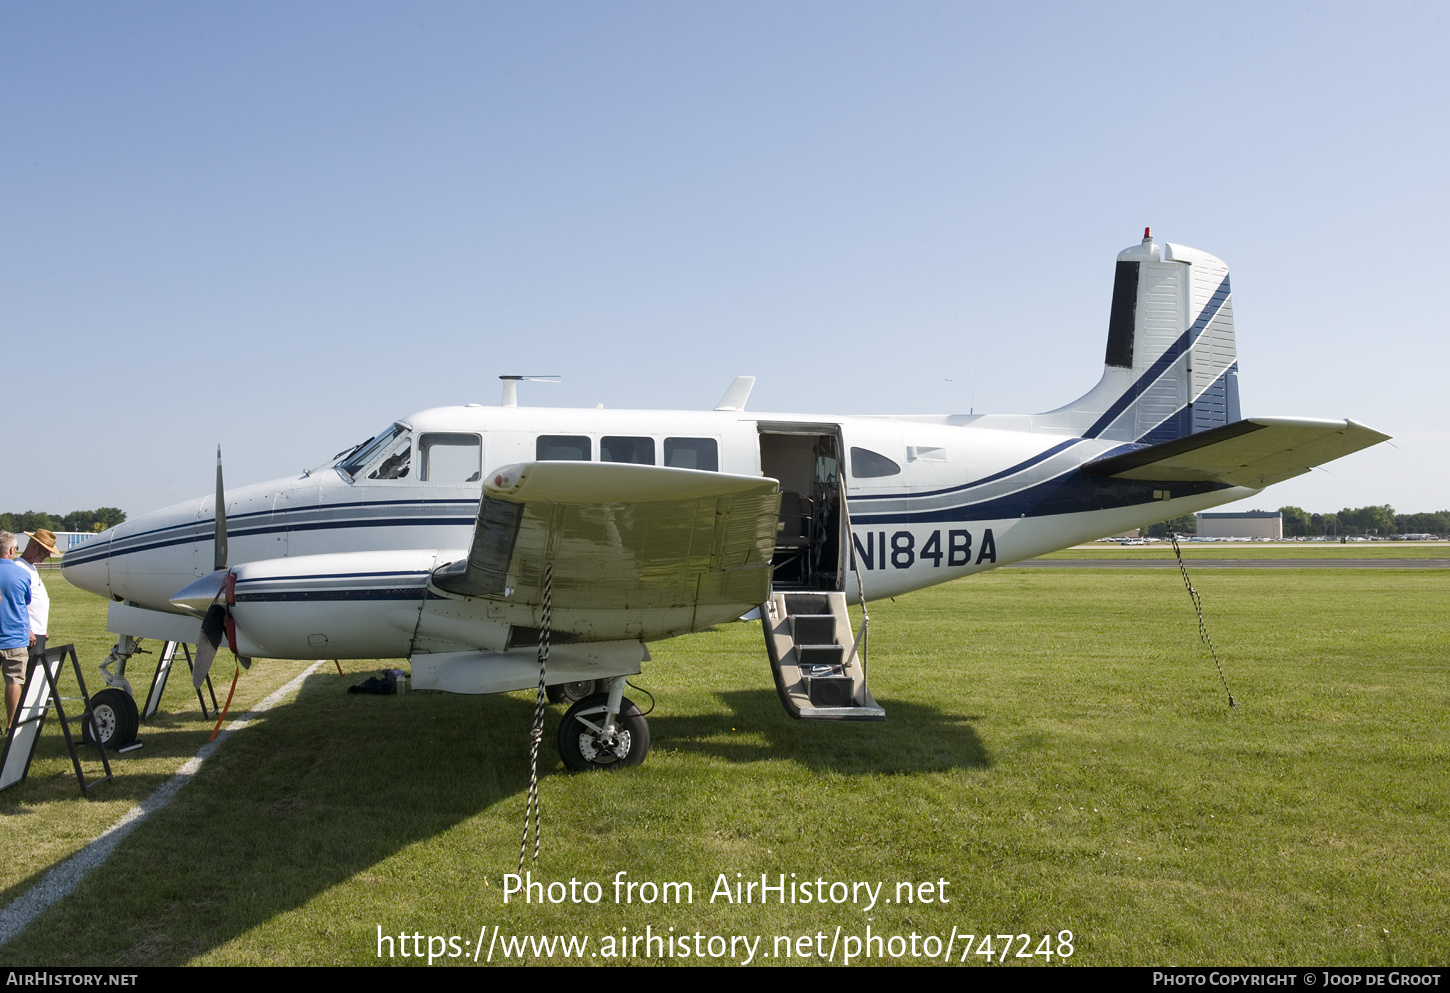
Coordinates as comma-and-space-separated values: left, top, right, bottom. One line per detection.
366, 430, 414, 479
420, 433, 482, 482
339, 424, 409, 480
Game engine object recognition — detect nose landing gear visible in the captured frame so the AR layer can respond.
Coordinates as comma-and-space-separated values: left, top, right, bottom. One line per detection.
81, 687, 140, 750
556, 677, 649, 771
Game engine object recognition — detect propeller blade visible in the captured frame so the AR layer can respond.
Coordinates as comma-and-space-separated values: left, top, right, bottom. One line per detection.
214, 445, 228, 572
188, 450, 241, 688
190, 450, 247, 686
194, 603, 226, 688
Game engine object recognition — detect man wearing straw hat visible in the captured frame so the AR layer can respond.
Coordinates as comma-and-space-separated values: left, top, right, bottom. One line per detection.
20, 529, 58, 660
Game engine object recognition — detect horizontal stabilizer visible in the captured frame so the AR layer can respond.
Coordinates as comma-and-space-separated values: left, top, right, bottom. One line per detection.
1082, 417, 1391, 488
433, 462, 780, 615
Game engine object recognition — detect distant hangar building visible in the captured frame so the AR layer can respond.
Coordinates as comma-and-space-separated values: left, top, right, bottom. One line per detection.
1195, 511, 1283, 539
19, 531, 100, 556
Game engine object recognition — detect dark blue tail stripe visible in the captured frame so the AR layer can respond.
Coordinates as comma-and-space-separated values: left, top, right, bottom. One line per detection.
1084, 274, 1231, 440
852, 465, 1229, 525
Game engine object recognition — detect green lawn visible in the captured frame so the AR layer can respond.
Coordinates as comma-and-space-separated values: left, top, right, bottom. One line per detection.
0, 568, 1446, 966
1037, 543, 1450, 559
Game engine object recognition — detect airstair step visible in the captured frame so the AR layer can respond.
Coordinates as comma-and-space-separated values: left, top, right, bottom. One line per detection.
790, 614, 838, 645
782, 593, 831, 615
761, 590, 885, 722
796, 643, 845, 667
803, 673, 856, 708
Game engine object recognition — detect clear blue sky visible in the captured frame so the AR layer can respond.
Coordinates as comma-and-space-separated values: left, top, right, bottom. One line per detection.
3, 2, 1444, 517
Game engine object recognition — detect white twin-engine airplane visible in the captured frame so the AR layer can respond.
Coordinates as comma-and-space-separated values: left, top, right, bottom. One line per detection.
63, 231, 1387, 770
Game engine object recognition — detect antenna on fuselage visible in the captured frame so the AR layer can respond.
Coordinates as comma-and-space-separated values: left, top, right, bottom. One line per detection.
500, 375, 560, 408
714, 376, 756, 412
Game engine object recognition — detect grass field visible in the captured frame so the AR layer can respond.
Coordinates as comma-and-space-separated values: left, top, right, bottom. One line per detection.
0, 565, 1446, 967
1037, 543, 1450, 560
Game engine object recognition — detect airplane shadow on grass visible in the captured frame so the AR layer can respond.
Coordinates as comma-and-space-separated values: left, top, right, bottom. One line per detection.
652, 690, 990, 773
0, 672, 987, 965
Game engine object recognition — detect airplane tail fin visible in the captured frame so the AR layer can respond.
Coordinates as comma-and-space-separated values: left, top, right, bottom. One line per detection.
1040, 229, 1240, 444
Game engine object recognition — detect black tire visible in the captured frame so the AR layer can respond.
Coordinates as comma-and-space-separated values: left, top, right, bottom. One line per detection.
556, 694, 649, 771
83, 688, 140, 750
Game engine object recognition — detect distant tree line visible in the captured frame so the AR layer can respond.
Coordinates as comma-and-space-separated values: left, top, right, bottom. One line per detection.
1140, 505, 1450, 539
0, 508, 127, 534
1141, 515, 1198, 539
1277, 505, 1450, 537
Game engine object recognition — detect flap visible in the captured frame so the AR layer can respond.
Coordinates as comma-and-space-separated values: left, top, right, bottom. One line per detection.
433, 462, 781, 613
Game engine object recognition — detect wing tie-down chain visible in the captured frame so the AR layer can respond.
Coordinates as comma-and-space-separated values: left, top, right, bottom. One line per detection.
840, 471, 870, 675
519, 562, 552, 871
1170, 532, 1237, 709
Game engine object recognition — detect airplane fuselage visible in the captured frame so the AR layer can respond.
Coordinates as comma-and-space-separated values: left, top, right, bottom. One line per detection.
62, 401, 1253, 667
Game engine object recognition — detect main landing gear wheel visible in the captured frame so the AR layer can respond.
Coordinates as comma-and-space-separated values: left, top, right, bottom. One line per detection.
546, 679, 610, 705
556, 694, 650, 771
83, 688, 140, 750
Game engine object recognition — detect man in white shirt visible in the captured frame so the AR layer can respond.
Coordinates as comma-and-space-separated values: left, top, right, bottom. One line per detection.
0, 533, 32, 727
20, 529, 57, 659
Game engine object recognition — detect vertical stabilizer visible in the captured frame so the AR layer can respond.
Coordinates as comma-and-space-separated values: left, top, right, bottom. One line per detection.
1040, 229, 1240, 443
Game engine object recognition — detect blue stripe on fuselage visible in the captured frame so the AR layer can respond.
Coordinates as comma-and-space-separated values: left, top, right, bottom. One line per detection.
851, 466, 1227, 525
849, 438, 1086, 503
62, 498, 479, 567
234, 588, 430, 603
233, 568, 435, 603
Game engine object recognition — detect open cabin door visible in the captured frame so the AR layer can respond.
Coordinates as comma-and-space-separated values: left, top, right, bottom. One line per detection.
757, 425, 884, 721
757, 424, 845, 593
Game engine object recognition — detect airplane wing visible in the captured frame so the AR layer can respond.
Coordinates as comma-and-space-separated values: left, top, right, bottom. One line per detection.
1082, 417, 1391, 488
432, 462, 780, 618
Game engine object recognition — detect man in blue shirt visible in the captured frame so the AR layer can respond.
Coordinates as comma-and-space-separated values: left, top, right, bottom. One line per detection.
0, 532, 33, 727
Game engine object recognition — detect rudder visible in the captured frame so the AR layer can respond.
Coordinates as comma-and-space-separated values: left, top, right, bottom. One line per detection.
1044, 229, 1240, 444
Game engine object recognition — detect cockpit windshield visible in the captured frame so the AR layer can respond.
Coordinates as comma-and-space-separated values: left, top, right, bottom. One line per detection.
337, 424, 413, 480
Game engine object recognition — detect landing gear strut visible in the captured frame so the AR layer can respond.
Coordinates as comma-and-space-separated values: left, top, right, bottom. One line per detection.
99, 635, 140, 696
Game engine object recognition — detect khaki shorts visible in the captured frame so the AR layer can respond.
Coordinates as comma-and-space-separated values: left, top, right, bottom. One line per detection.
1, 647, 27, 686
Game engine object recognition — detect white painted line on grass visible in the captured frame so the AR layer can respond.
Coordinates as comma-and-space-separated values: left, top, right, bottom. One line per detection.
0, 661, 325, 947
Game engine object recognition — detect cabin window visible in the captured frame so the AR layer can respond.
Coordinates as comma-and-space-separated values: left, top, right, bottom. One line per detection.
664, 437, 718, 471
850, 447, 901, 478
420, 433, 482, 482
537, 435, 591, 461
600, 436, 655, 465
